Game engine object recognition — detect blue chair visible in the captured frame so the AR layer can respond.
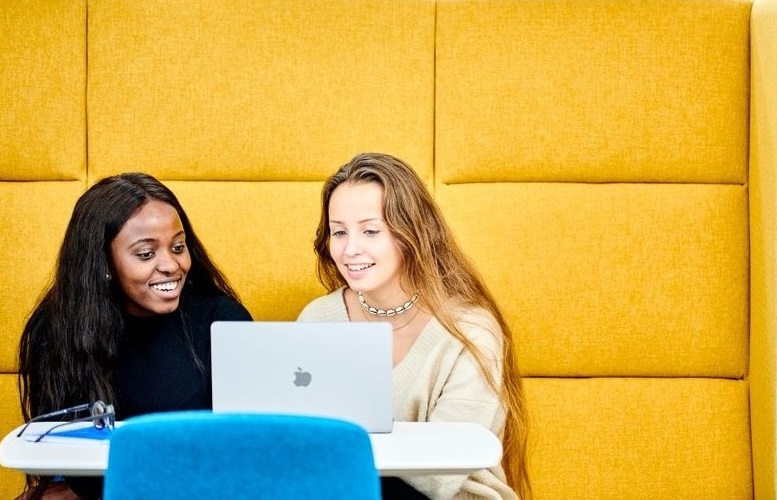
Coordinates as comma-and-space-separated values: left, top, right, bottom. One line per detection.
103, 411, 380, 499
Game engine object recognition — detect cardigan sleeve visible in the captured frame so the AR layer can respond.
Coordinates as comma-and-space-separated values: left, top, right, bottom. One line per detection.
402, 313, 517, 500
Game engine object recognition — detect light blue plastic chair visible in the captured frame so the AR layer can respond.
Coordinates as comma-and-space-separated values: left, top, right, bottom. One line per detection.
103, 411, 380, 499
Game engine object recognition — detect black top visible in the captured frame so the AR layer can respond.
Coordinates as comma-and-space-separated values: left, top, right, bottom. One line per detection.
113, 293, 252, 419
67, 293, 252, 499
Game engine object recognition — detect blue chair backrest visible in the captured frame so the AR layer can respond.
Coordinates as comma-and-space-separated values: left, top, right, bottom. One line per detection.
103, 411, 380, 499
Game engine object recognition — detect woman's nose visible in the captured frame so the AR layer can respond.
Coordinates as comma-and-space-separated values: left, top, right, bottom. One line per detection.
156, 250, 179, 273
344, 235, 362, 256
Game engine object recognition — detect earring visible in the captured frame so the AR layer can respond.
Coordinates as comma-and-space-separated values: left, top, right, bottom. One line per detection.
105, 272, 111, 280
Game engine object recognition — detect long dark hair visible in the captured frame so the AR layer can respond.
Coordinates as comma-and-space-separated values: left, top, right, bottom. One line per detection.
18, 172, 238, 419
313, 153, 530, 498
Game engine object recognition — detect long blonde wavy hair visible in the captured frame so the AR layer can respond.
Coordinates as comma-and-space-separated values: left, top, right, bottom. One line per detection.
313, 152, 531, 499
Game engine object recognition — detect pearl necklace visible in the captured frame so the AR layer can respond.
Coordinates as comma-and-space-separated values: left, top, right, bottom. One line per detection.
358, 292, 419, 317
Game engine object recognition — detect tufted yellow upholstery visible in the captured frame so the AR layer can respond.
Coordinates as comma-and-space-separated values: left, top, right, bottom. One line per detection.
0, 0, 86, 181
435, 0, 751, 185
749, 0, 777, 495
523, 378, 751, 498
439, 183, 749, 377
166, 181, 323, 320
1, 0, 775, 498
85, 0, 435, 182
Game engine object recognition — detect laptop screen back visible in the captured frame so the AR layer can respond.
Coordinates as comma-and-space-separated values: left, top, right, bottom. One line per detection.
211, 321, 393, 433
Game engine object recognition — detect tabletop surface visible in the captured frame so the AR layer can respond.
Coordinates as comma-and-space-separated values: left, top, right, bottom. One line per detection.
1, 420, 502, 477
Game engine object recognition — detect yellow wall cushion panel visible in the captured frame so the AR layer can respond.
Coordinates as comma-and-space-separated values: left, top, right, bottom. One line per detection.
166, 181, 325, 320
0, 182, 85, 372
87, 0, 434, 183
0, 0, 86, 181
435, 0, 750, 184
524, 377, 752, 499
436, 183, 749, 378
749, 0, 777, 495
0, 374, 25, 499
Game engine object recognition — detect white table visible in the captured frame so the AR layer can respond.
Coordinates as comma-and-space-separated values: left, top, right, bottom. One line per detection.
1, 421, 502, 477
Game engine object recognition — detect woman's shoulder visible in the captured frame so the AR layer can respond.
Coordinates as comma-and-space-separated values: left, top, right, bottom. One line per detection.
443, 301, 504, 352
297, 288, 347, 321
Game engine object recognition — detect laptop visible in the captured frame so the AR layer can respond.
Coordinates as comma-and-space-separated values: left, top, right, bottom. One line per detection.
210, 321, 394, 433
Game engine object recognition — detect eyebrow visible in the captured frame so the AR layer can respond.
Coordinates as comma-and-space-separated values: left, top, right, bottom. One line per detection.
329, 218, 383, 225
128, 230, 186, 248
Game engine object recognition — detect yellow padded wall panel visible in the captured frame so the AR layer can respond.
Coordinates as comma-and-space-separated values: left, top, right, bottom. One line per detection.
436, 183, 749, 378
0, 0, 86, 181
524, 377, 752, 499
166, 181, 324, 320
0, 374, 25, 499
749, 0, 777, 496
0, 182, 85, 372
435, 0, 750, 184
87, 0, 434, 183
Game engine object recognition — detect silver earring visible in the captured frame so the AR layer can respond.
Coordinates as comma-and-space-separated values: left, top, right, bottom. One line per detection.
105, 272, 111, 280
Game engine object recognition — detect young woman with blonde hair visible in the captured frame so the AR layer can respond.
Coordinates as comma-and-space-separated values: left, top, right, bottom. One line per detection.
298, 152, 530, 499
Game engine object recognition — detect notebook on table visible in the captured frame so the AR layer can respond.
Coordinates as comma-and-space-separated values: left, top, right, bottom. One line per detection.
210, 321, 393, 433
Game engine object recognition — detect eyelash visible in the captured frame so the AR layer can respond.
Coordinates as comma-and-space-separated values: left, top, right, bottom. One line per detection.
135, 243, 186, 260
330, 230, 380, 237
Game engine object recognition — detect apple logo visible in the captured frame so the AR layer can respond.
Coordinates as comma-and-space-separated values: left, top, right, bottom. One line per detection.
293, 367, 312, 387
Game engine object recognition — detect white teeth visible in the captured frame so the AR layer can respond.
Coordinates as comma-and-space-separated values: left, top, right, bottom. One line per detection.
347, 264, 373, 272
151, 281, 179, 292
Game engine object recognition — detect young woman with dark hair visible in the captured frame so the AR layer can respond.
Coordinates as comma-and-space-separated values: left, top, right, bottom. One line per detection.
17, 172, 252, 499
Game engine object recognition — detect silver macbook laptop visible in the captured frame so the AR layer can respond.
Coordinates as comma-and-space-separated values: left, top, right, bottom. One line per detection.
211, 321, 393, 433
